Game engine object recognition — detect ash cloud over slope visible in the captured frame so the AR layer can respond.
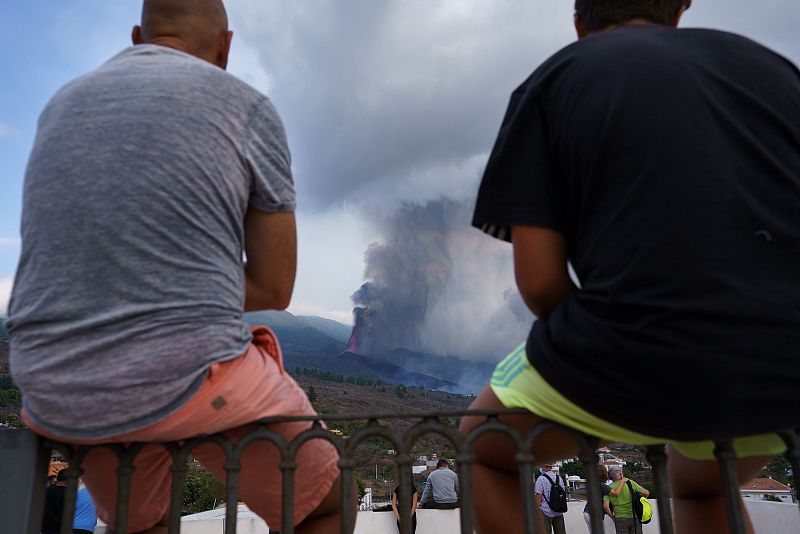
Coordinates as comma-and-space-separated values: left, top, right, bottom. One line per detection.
350, 199, 533, 361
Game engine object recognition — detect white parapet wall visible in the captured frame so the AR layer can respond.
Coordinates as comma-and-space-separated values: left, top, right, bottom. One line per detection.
93, 499, 799, 534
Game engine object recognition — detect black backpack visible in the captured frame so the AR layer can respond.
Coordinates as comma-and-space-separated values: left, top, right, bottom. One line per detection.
541, 473, 568, 513
626, 480, 651, 525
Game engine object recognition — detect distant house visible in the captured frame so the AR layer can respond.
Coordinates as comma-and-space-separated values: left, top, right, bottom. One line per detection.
360, 487, 373, 510
600, 459, 626, 471
740, 478, 794, 504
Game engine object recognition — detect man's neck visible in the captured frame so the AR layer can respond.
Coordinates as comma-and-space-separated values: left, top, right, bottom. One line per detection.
143, 36, 193, 55
595, 18, 663, 34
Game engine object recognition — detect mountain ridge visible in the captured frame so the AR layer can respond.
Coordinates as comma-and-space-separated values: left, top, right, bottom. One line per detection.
0, 312, 494, 392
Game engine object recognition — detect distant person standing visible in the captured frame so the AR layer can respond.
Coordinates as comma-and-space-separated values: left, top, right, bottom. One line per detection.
419, 459, 459, 509
7, 1, 340, 532
391, 479, 419, 533
41, 469, 67, 534
534, 464, 567, 534
603, 466, 649, 534
583, 465, 611, 533
73, 484, 98, 534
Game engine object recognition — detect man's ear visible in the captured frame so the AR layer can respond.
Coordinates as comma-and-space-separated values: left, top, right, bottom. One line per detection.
671, 6, 688, 27
574, 12, 589, 39
216, 30, 233, 70
132, 25, 144, 45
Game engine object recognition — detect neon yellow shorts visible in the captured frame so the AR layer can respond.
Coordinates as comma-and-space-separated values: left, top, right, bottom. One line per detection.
490, 343, 786, 461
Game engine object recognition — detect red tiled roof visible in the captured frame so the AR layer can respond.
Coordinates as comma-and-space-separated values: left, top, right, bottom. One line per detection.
740, 478, 791, 492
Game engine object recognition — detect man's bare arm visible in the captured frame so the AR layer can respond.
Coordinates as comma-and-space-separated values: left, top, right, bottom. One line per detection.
603, 500, 614, 519
512, 226, 576, 317
243, 209, 296, 311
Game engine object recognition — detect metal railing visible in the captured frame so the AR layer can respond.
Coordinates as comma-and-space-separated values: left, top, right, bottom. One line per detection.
5, 411, 800, 534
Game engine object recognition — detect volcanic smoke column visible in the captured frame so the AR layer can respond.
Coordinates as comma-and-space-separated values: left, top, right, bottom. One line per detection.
348, 200, 456, 355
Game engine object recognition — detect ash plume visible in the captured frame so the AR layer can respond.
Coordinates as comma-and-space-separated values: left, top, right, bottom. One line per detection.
349, 198, 533, 361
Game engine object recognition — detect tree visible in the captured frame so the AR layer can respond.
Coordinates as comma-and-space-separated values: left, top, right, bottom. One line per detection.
183, 468, 227, 514
306, 384, 318, 403
760, 457, 791, 485
0, 387, 21, 408
762, 494, 783, 503
560, 460, 583, 478
356, 474, 367, 500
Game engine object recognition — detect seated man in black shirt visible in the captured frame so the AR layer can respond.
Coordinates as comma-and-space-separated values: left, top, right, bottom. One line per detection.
460, 1, 800, 533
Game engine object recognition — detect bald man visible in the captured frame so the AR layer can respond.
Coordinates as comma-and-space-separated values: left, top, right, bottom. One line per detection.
8, 1, 342, 532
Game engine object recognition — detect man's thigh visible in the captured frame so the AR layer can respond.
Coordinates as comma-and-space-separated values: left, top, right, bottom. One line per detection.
550, 513, 567, 534
542, 514, 564, 534
460, 385, 592, 473
79, 444, 173, 532
191, 420, 339, 529
613, 517, 634, 534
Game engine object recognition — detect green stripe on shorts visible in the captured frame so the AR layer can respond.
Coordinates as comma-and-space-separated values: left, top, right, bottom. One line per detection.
490, 343, 786, 461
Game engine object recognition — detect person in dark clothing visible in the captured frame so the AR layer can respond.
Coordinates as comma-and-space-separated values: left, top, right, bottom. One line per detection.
460, 1, 799, 533
584, 465, 612, 533
391, 479, 419, 533
41, 469, 67, 534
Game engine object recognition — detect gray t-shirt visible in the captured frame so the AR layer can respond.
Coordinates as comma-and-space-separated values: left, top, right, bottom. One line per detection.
420, 468, 459, 505
8, 45, 295, 439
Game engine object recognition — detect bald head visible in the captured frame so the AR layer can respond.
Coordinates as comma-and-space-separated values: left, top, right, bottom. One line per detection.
133, 0, 232, 68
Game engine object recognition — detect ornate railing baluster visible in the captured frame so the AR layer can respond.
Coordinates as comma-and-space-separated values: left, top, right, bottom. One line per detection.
714, 440, 745, 534
17, 409, 784, 533
646, 444, 674, 534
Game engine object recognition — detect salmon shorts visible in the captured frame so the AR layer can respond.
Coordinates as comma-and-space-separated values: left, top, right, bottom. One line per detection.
24, 326, 340, 532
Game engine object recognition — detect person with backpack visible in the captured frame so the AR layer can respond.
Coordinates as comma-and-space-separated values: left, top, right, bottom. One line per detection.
534, 464, 569, 534
603, 466, 650, 534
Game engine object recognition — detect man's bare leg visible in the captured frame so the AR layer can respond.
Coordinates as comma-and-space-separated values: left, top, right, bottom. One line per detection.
668, 446, 770, 534
460, 384, 601, 534
295, 474, 349, 534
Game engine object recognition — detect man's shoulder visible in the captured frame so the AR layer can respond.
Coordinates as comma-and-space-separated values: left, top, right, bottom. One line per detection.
106, 45, 268, 104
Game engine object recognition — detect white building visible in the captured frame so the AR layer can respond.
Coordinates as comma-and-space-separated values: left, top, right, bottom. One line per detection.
740, 478, 794, 504
359, 487, 373, 510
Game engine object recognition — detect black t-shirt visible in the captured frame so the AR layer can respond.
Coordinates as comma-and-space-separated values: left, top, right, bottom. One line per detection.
473, 25, 800, 440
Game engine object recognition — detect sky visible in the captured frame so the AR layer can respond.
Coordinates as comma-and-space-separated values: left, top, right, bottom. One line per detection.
1, 1, 798, 338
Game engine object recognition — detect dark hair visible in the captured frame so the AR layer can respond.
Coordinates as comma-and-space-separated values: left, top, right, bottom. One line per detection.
574, 0, 691, 32
56, 469, 67, 482
436, 459, 449, 468
596, 464, 608, 480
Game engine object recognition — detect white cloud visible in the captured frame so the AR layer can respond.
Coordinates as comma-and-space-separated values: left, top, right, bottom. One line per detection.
0, 123, 14, 138
0, 237, 20, 248
0, 275, 12, 315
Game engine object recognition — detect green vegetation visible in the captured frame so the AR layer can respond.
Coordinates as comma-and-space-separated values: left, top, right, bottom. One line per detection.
183, 468, 226, 515
760, 456, 792, 486
0, 387, 21, 408
560, 460, 583, 477
306, 384, 318, 403
762, 494, 783, 503
292, 366, 384, 387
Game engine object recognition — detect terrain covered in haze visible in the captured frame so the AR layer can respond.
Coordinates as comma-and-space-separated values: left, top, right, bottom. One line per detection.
245, 310, 495, 393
